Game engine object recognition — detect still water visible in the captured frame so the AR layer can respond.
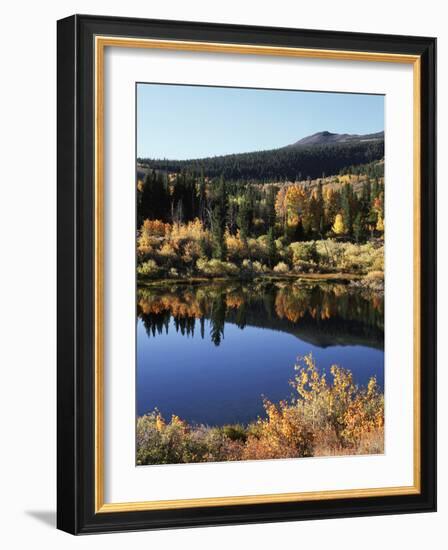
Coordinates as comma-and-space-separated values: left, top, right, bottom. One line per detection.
136, 281, 384, 426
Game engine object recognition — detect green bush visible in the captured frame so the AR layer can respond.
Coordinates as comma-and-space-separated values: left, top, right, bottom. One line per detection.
196, 258, 239, 277
273, 261, 290, 274
241, 259, 269, 274
136, 259, 162, 279
222, 424, 248, 442
289, 241, 320, 265
313, 239, 384, 274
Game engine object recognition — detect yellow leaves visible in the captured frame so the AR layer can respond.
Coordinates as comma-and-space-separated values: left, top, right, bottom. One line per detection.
274, 187, 288, 218
367, 376, 378, 397
225, 230, 246, 258
331, 365, 354, 394
154, 412, 187, 434
242, 398, 314, 460
285, 184, 307, 209
376, 215, 384, 232
137, 219, 171, 253
157, 241, 177, 262
142, 218, 170, 237
171, 218, 206, 241
332, 213, 345, 235
274, 184, 307, 227
290, 354, 384, 449
155, 413, 165, 432
170, 414, 186, 429
285, 184, 307, 227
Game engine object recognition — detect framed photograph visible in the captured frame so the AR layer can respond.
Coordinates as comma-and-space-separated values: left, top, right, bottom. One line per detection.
57, 14, 436, 534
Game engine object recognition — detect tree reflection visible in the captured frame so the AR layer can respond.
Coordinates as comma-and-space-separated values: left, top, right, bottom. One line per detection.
210, 292, 226, 346
137, 281, 384, 349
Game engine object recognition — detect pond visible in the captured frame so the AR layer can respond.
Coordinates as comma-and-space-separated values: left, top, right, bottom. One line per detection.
136, 280, 384, 426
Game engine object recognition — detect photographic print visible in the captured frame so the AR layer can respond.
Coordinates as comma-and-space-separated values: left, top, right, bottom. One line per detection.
135, 84, 385, 466
57, 17, 436, 533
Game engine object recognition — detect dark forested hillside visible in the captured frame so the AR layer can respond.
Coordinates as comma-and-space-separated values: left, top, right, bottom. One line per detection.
138, 131, 384, 183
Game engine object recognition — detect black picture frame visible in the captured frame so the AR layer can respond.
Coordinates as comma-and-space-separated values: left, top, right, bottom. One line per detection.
57, 14, 436, 534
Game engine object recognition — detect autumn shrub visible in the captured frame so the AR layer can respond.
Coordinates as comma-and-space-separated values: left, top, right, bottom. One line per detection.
251, 261, 269, 274
196, 258, 239, 277
371, 250, 384, 272
273, 261, 290, 274
170, 218, 208, 242
222, 424, 248, 442
291, 354, 384, 450
313, 239, 384, 274
136, 259, 162, 279
241, 259, 269, 275
243, 401, 315, 460
154, 242, 178, 271
288, 241, 322, 272
289, 241, 320, 265
337, 242, 384, 273
274, 238, 292, 264
315, 239, 344, 269
141, 219, 170, 237
136, 412, 244, 464
226, 231, 246, 263
252, 236, 270, 264
136, 216, 384, 278
180, 240, 202, 267
291, 260, 315, 273
136, 354, 384, 465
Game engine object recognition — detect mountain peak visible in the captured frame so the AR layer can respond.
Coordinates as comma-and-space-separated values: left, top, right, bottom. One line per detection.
289, 130, 384, 148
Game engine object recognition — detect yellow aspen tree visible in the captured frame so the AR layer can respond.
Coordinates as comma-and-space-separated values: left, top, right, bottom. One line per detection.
376, 215, 384, 232
285, 184, 306, 227
332, 213, 345, 235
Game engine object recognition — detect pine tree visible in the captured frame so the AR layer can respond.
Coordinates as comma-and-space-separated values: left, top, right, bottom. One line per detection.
141, 170, 170, 222
341, 183, 353, 236
198, 170, 207, 225
267, 227, 277, 268
316, 181, 325, 235
353, 212, 363, 243
211, 204, 226, 260
362, 180, 371, 210
372, 178, 379, 200
326, 188, 341, 229
266, 186, 277, 230
309, 194, 319, 236
237, 195, 251, 243
210, 177, 228, 260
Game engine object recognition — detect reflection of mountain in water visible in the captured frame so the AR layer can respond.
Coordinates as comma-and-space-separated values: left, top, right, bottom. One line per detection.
137, 282, 384, 350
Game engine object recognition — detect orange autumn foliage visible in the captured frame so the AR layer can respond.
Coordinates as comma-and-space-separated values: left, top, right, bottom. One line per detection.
137, 354, 384, 465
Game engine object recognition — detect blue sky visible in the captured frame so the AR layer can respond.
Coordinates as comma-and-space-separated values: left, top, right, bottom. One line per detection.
137, 83, 384, 160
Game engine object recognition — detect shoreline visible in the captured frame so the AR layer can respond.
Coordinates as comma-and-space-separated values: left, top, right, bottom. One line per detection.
137, 272, 372, 287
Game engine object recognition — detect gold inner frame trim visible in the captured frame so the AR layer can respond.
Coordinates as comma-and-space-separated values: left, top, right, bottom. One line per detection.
94, 35, 422, 513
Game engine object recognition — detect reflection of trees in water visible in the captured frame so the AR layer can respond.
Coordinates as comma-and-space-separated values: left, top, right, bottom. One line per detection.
138, 286, 228, 346
274, 285, 383, 328
210, 293, 226, 346
173, 315, 197, 337
137, 282, 384, 348
140, 310, 170, 337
